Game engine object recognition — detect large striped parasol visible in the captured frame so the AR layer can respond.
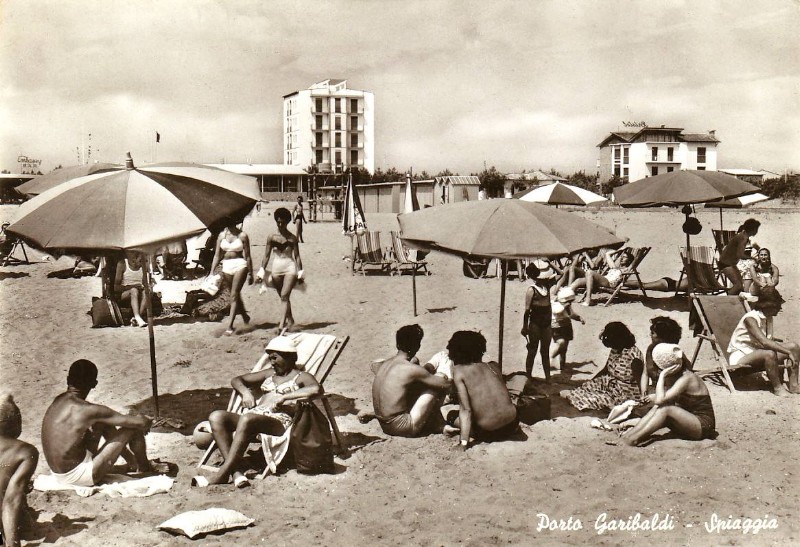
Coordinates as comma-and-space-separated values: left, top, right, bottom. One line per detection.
341, 171, 367, 235
514, 182, 607, 207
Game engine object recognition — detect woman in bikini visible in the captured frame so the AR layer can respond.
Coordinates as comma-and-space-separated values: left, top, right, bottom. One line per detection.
521, 263, 556, 381
569, 248, 633, 306
293, 195, 307, 243
257, 207, 303, 333
209, 220, 253, 335
195, 336, 321, 487
747, 247, 779, 295
621, 343, 716, 446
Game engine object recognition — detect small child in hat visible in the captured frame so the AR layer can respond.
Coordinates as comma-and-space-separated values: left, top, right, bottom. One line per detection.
549, 287, 585, 369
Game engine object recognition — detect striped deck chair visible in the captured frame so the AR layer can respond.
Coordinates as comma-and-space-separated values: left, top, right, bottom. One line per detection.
689, 295, 752, 393
389, 231, 430, 276
598, 247, 651, 306
198, 333, 349, 478
352, 231, 393, 275
676, 246, 727, 296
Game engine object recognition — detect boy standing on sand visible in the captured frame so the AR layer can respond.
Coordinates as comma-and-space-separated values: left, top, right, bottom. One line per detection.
41, 359, 167, 488
0, 394, 39, 547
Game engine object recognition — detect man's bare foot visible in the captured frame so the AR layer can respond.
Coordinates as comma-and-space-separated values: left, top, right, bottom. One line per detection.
443, 424, 460, 437
357, 410, 376, 424
139, 460, 171, 474
772, 385, 791, 397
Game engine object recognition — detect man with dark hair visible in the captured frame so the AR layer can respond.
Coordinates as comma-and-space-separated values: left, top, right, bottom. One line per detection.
719, 218, 761, 295
727, 287, 799, 396
360, 324, 452, 437
41, 360, 165, 487
0, 395, 38, 547
446, 331, 519, 450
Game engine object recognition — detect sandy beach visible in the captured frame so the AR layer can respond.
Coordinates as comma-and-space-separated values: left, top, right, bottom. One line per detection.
1, 202, 798, 546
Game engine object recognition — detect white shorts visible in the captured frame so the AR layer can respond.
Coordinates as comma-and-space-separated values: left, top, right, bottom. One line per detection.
222, 258, 248, 275
728, 349, 750, 366
49, 452, 95, 487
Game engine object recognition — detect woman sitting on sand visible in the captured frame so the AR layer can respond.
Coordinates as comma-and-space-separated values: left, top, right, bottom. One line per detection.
621, 343, 716, 446
209, 219, 254, 336
569, 248, 633, 306
193, 337, 321, 487
563, 322, 645, 411
256, 207, 303, 333
113, 254, 148, 327
747, 247, 779, 295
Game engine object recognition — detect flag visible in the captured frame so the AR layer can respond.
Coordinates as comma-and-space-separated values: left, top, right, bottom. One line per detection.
342, 172, 367, 235
156, 132, 160, 143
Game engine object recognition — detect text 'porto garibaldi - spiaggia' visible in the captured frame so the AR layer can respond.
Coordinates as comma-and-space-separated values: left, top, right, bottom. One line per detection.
535, 512, 779, 535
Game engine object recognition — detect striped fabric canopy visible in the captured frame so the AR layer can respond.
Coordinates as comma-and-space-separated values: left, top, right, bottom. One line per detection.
513, 182, 607, 206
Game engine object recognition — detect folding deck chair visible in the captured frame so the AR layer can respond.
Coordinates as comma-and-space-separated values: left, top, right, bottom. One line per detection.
689, 294, 753, 393
389, 231, 430, 276
675, 246, 727, 296
711, 229, 737, 255
352, 231, 393, 275
0, 223, 30, 266
198, 332, 349, 477
598, 246, 651, 306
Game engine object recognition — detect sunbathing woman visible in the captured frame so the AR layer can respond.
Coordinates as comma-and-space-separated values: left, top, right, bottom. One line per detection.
114, 254, 148, 327
747, 247, 779, 295
621, 343, 716, 446
209, 220, 253, 335
195, 337, 321, 487
563, 322, 645, 411
521, 264, 556, 381
569, 248, 633, 306
257, 207, 303, 333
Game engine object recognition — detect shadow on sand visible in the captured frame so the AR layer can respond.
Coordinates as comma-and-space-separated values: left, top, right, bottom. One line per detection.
23, 511, 94, 546
130, 387, 232, 435
0, 271, 29, 280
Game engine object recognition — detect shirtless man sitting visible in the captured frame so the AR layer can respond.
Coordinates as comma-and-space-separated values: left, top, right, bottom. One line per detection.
0, 395, 38, 547
360, 324, 452, 437
41, 359, 165, 488
446, 331, 520, 450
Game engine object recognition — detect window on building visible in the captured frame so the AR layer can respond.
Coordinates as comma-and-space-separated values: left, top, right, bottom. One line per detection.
315, 115, 322, 130
350, 150, 358, 165
335, 117, 341, 130
315, 98, 322, 112
697, 166, 706, 171
652, 166, 659, 176
667, 147, 674, 162
350, 98, 358, 112
315, 132, 322, 147
335, 151, 342, 165
350, 116, 358, 130
614, 166, 621, 177
614, 148, 621, 160
667, 166, 674, 173
652, 147, 658, 161
351, 133, 358, 147
623, 148, 629, 164
697, 147, 706, 164
335, 133, 341, 147
623, 167, 629, 177
334, 98, 341, 113
315, 150, 323, 164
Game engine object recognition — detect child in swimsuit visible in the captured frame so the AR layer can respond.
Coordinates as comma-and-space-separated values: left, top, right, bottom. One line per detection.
522, 263, 556, 381
621, 343, 716, 446
549, 287, 584, 370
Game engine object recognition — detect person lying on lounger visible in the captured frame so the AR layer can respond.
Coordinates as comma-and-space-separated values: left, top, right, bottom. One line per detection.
0, 395, 38, 547
360, 324, 452, 437
621, 343, 716, 446
569, 248, 634, 306
726, 286, 799, 396
41, 360, 166, 488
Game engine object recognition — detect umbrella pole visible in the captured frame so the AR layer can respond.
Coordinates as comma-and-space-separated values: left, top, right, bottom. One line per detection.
142, 256, 159, 418
412, 266, 418, 317
499, 260, 507, 371
719, 209, 723, 231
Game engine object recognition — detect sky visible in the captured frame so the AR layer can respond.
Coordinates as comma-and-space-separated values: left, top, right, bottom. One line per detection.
1, 0, 798, 175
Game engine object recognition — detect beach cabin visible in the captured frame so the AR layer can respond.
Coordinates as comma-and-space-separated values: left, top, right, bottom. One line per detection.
205, 164, 307, 201
433, 175, 481, 205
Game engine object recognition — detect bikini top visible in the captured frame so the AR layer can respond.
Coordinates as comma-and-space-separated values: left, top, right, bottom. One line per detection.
270, 235, 294, 253
220, 230, 244, 253
260, 371, 301, 397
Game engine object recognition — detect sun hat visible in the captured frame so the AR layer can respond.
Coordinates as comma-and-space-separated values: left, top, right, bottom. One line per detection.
556, 287, 576, 303
265, 336, 298, 354
652, 343, 682, 370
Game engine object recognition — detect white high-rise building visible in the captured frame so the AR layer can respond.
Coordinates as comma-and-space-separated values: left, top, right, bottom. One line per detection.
283, 79, 375, 174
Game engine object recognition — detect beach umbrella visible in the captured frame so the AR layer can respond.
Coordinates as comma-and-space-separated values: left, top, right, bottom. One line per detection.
704, 193, 770, 230
7, 153, 261, 417
17, 162, 122, 197
613, 170, 760, 248
398, 199, 624, 368
513, 182, 607, 207
341, 171, 367, 235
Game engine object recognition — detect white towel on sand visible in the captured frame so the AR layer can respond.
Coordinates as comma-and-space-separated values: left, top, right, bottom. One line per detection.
34, 473, 173, 498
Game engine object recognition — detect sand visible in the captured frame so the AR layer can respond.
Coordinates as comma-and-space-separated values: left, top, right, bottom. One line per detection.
1, 202, 798, 546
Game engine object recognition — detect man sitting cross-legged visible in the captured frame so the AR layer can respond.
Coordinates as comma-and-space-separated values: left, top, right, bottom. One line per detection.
359, 324, 452, 437
0, 395, 39, 547
445, 331, 520, 451
41, 359, 167, 488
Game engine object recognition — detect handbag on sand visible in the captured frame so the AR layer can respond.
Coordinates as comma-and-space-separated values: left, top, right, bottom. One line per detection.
91, 297, 124, 328
290, 401, 334, 475
505, 372, 551, 425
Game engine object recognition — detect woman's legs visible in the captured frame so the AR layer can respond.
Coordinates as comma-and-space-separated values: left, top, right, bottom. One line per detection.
581, 272, 609, 306
225, 269, 248, 333
207, 411, 285, 484
295, 220, 304, 243
272, 273, 298, 330
621, 405, 703, 446
539, 326, 553, 374
736, 349, 791, 396
525, 324, 550, 381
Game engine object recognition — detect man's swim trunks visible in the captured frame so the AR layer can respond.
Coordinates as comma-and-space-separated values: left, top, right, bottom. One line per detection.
471, 415, 520, 443
377, 412, 417, 437
49, 452, 95, 487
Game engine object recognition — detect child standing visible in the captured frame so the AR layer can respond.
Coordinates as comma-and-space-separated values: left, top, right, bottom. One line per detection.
550, 287, 584, 369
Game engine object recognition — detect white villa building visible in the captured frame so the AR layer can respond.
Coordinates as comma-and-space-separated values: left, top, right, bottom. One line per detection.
283, 79, 375, 174
597, 126, 719, 182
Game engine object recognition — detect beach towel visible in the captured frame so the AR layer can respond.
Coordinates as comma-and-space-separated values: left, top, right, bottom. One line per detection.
34, 473, 173, 498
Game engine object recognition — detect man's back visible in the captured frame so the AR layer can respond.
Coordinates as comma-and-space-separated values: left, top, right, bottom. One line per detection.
41, 393, 95, 473
372, 356, 423, 418
454, 361, 516, 430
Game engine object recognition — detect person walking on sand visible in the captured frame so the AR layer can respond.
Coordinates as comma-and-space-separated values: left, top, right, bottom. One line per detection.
256, 207, 303, 333
41, 360, 168, 489
209, 219, 254, 336
0, 395, 39, 547
293, 195, 307, 243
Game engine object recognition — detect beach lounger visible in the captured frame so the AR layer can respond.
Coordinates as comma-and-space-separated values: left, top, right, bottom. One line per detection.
198, 333, 349, 477
598, 246, 651, 306
352, 231, 393, 275
389, 231, 430, 276
689, 295, 753, 393
675, 246, 727, 296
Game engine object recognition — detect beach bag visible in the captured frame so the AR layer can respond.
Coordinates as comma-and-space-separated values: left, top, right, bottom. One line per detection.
462, 257, 489, 279
505, 372, 551, 425
192, 287, 231, 320
200, 274, 222, 296
91, 297, 124, 328
290, 401, 334, 475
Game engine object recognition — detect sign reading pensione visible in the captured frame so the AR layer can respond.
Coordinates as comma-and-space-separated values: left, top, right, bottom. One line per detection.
622, 121, 647, 128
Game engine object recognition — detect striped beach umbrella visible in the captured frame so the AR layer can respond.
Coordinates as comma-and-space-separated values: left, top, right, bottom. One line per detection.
514, 182, 607, 207
342, 172, 367, 235
17, 162, 122, 197
704, 192, 770, 230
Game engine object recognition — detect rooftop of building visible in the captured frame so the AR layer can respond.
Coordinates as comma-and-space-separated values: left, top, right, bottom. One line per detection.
718, 168, 765, 176
505, 170, 568, 182
205, 164, 306, 176
597, 126, 719, 147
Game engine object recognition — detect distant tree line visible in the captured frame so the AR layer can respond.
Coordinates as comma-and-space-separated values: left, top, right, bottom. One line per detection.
759, 174, 799, 201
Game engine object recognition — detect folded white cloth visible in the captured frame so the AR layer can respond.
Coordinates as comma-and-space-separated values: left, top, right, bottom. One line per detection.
34, 473, 173, 498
